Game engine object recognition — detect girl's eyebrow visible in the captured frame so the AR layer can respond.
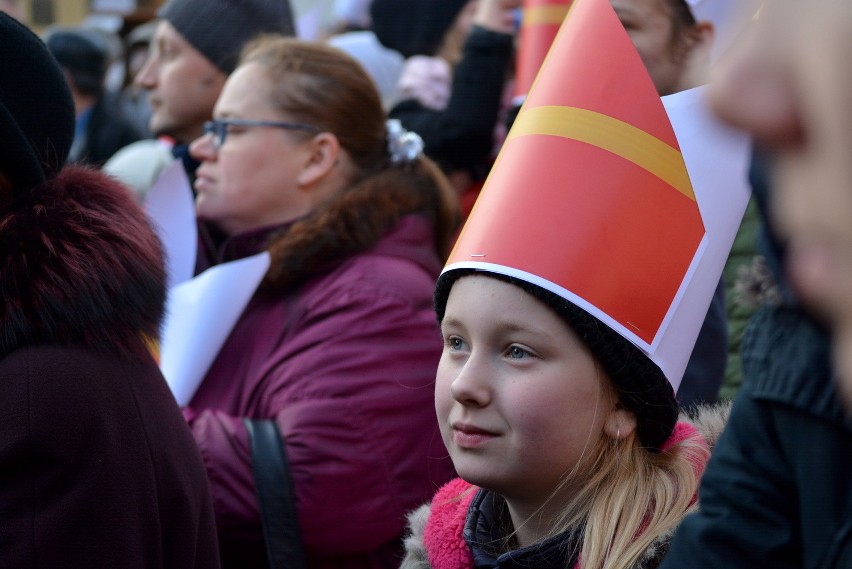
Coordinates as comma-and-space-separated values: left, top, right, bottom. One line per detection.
442, 315, 554, 339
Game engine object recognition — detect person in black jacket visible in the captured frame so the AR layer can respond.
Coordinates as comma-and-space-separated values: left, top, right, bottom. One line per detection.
659, 2, 852, 566
0, 13, 221, 567
45, 26, 148, 167
380, 0, 519, 200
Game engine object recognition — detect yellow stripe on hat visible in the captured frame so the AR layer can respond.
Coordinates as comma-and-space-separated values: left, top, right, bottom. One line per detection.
507, 105, 695, 201
523, 5, 572, 26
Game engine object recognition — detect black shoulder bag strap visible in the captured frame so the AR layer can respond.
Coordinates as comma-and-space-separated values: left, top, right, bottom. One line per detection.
244, 418, 308, 569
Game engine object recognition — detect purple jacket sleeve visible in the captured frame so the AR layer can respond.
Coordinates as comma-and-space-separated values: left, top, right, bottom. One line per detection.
185, 283, 451, 565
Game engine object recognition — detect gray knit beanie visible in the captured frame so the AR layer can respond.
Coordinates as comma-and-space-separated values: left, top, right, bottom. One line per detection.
158, 0, 296, 74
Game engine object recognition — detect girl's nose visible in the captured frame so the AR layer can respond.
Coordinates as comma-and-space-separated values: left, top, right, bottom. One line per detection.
448, 354, 492, 408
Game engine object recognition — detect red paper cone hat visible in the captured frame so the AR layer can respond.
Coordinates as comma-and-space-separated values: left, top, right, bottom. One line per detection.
444, 0, 726, 389
514, 0, 573, 99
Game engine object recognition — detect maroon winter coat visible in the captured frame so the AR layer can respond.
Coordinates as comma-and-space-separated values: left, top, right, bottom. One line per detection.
187, 214, 456, 569
0, 167, 220, 568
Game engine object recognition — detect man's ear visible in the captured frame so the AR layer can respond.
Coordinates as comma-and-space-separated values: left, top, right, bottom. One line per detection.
679, 20, 715, 62
603, 403, 638, 441
676, 21, 715, 89
297, 132, 341, 188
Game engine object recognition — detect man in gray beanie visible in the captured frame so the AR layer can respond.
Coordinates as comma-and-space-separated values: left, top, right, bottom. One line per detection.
105, 0, 295, 200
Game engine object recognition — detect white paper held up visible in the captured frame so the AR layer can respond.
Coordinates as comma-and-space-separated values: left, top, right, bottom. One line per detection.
144, 160, 198, 289
159, 251, 271, 406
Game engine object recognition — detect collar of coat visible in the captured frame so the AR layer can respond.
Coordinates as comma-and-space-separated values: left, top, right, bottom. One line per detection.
199, 181, 443, 292
1, 166, 165, 361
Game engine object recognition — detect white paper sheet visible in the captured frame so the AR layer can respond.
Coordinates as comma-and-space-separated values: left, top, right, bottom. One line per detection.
144, 160, 198, 289
159, 252, 271, 406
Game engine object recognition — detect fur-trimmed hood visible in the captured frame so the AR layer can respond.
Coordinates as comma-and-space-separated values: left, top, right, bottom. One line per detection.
401, 402, 732, 569
1, 166, 165, 361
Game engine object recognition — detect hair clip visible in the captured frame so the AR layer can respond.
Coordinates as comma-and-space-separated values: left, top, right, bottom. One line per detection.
386, 119, 424, 165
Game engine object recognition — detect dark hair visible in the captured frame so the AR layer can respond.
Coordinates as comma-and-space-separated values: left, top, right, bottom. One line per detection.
239, 36, 460, 288
434, 270, 679, 451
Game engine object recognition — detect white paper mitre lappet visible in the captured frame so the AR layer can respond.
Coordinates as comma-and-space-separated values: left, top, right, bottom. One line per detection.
441, 0, 751, 393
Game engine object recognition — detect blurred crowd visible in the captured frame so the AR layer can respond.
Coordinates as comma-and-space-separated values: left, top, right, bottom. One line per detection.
0, 0, 849, 568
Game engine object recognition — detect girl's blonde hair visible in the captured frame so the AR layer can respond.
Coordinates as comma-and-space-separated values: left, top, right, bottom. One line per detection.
552, 416, 708, 569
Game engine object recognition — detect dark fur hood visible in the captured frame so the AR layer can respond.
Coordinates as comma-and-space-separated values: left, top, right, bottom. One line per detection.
1, 166, 165, 361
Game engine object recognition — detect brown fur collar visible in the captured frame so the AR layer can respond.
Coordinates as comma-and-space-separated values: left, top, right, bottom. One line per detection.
1, 166, 165, 361
262, 162, 455, 291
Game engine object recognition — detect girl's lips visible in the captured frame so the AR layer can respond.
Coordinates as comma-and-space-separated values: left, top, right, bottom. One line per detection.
451, 423, 498, 449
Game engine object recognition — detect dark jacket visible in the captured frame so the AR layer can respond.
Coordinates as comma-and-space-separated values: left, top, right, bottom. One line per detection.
678, 278, 728, 408
187, 213, 456, 569
0, 167, 220, 568
390, 26, 514, 177
660, 145, 852, 569
660, 306, 852, 569
72, 91, 148, 167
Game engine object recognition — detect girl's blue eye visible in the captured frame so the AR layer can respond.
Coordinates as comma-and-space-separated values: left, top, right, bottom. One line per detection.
446, 337, 465, 351
508, 346, 529, 359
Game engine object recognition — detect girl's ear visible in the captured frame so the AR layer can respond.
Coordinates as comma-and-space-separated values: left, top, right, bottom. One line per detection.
604, 403, 637, 441
297, 132, 341, 188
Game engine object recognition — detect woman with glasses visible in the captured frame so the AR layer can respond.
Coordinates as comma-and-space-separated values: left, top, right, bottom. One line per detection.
184, 36, 459, 569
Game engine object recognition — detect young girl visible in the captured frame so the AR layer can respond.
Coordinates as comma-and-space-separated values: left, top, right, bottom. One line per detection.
401, 269, 720, 568
400, 0, 740, 565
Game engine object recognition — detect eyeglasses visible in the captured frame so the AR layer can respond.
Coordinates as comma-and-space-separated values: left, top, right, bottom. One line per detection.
202, 118, 321, 150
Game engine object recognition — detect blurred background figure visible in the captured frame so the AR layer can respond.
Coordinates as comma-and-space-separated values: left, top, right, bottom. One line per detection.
375, 0, 519, 215
45, 25, 147, 167
328, 0, 372, 33
659, 2, 852, 567
0, 0, 23, 21
118, 19, 157, 136
0, 12, 220, 567
326, 24, 404, 107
